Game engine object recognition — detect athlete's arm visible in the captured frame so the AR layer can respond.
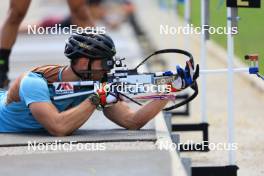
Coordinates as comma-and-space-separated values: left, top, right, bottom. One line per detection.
103, 100, 169, 130
67, 0, 94, 27
29, 99, 96, 136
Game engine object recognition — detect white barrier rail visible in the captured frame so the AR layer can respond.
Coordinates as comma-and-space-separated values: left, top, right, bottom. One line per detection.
200, 67, 249, 74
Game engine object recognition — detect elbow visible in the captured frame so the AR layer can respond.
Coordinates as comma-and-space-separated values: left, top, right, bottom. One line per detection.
50, 131, 68, 137
46, 115, 75, 136
125, 125, 141, 130
123, 120, 144, 130
121, 114, 147, 130
47, 124, 71, 137
48, 128, 67, 137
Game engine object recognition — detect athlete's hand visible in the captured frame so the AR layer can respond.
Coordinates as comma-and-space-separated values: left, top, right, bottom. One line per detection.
96, 83, 119, 107
169, 61, 199, 92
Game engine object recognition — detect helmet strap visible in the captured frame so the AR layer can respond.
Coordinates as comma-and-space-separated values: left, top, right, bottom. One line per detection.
87, 60, 93, 80
70, 64, 83, 80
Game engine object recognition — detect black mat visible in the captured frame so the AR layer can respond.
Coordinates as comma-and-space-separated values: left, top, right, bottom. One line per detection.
0, 129, 156, 147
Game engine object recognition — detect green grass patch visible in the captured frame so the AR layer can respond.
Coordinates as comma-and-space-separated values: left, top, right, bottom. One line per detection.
177, 1, 264, 73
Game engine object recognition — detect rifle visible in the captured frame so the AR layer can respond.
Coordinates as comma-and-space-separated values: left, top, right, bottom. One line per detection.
48, 50, 263, 112
49, 49, 199, 111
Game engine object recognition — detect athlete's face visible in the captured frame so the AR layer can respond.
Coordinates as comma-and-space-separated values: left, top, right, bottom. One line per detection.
90, 59, 108, 80
75, 58, 107, 80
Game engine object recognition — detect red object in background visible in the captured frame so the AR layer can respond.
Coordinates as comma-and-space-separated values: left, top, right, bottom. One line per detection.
39, 16, 64, 28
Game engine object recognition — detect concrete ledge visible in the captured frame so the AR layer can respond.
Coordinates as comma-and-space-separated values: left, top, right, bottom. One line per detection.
155, 112, 188, 176
0, 129, 156, 147
181, 158, 192, 176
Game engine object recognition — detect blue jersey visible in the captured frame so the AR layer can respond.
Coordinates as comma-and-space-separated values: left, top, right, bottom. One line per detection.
0, 71, 86, 132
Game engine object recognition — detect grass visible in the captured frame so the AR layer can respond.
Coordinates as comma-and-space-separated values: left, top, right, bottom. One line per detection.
177, 0, 264, 73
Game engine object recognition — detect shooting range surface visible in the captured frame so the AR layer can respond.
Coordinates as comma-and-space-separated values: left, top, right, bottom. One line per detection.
0, 150, 172, 176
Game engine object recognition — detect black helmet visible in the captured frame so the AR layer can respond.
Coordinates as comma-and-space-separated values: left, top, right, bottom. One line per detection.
64, 32, 116, 60
64, 32, 116, 80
